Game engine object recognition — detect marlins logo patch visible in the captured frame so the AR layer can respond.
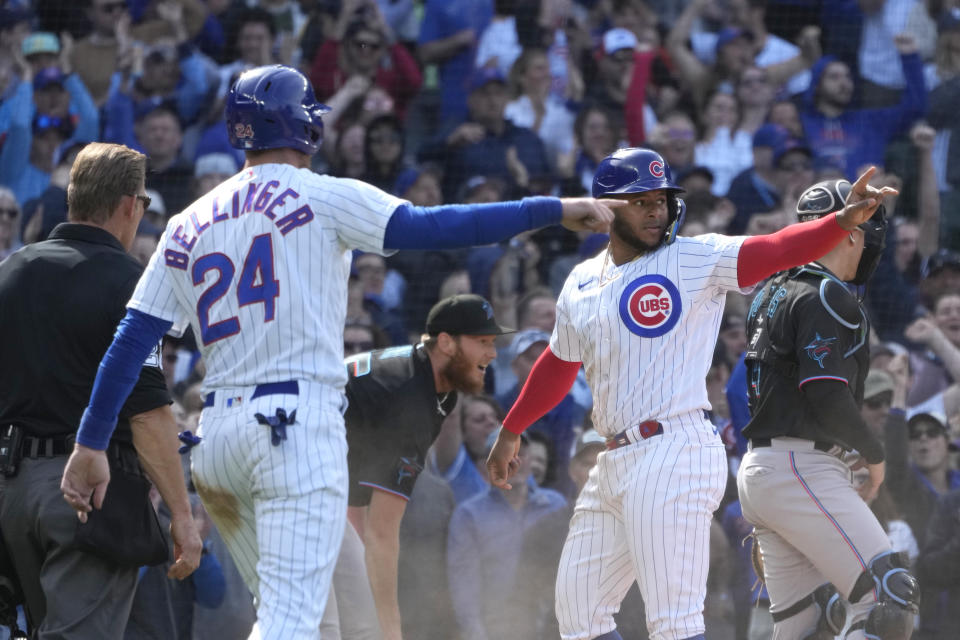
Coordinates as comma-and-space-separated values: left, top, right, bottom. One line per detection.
804, 333, 837, 368
619, 274, 682, 337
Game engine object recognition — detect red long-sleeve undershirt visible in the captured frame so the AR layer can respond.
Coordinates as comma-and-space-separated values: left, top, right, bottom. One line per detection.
501, 213, 851, 434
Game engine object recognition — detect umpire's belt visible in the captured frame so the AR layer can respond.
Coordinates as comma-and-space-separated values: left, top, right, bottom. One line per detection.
203, 380, 299, 408
606, 420, 664, 451
23, 433, 74, 457
749, 437, 846, 458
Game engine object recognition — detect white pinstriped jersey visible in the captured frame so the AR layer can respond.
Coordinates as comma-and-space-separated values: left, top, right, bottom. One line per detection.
550, 234, 749, 438
128, 163, 405, 390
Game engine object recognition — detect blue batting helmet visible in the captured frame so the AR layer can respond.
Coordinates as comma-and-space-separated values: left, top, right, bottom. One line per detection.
226, 65, 331, 156
592, 147, 687, 245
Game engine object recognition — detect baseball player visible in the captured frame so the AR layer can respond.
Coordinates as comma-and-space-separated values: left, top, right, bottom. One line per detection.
343, 294, 511, 640
737, 179, 920, 639
486, 148, 894, 640
58, 64, 615, 639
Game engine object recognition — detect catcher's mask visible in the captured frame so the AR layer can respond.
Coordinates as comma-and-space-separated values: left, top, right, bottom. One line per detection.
796, 179, 887, 286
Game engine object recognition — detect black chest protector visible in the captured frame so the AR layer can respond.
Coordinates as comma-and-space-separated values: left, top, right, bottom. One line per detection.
745, 265, 869, 412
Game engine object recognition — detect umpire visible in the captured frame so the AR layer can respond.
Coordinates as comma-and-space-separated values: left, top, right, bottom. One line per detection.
737, 172, 920, 640
0, 142, 201, 637
343, 294, 512, 640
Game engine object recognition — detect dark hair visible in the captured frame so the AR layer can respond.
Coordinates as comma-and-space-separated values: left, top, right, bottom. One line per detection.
869, 484, 902, 532
526, 428, 557, 488
136, 103, 182, 128
517, 286, 555, 327
236, 7, 276, 37
363, 114, 404, 170
344, 17, 382, 44
573, 105, 613, 146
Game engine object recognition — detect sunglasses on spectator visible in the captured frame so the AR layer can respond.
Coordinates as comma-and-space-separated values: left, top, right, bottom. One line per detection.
666, 128, 695, 140
97, 1, 127, 13
351, 39, 383, 51
0, 208, 18, 220
344, 341, 374, 352
864, 393, 892, 409
369, 132, 401, 145
778, 160, 813, 172
909, 426, 945, 440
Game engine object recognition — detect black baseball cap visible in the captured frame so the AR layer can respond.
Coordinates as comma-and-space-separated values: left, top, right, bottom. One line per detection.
425, 294, 514, 336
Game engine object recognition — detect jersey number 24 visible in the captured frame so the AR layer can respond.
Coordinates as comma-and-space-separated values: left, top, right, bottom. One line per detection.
192, 234, 279, 345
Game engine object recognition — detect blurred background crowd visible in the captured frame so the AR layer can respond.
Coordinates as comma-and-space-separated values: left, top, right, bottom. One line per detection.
1, 0, 960, 638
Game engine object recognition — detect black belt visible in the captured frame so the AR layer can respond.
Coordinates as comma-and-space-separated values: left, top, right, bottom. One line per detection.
23, 434, 74, 458
203, 380, 299, 408
751, 437, 838, 453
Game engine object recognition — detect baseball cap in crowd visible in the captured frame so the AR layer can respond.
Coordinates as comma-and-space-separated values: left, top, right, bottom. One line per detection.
466, 67, 506, 93
863, 369, 895, 400
570, 429, 606, 460
33, 66, 66, 91
426, 294, 514, 336
906, 409, 958, 450
715, 27, 754, 54
752, 123, 789, 150
602, 28, 638, 56
675, 165, 715, 186
195, 152, 238, 178
774, 138, 813, 167
510, 328, 551, 361
22, 32, 59, 58
922, 248, 960, 279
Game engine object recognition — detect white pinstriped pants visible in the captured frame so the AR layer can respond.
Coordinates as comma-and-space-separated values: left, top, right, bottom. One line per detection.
191, 382, 348, 639
555, 428, 727, 640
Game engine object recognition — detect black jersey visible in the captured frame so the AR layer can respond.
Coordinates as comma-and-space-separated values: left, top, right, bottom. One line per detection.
742, 264, 870, 446
344, 344, 458, 506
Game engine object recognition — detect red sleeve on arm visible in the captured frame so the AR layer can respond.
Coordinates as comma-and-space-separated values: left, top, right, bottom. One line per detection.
502, 347, 581, 435
737, 214, 850, 288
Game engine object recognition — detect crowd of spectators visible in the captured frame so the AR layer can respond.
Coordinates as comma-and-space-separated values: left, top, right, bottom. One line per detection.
2, 0, 960, 638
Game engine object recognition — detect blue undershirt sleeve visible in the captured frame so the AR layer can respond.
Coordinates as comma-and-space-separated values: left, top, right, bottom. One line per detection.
77, 309, 174, 450
383, 196, 562, 250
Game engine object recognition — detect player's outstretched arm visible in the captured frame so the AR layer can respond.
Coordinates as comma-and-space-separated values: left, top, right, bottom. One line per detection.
487, 347, 581, 489
382, 197, 620, 251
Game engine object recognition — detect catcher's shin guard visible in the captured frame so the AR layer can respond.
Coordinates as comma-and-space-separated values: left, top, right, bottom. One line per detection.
772, 583, 848, 640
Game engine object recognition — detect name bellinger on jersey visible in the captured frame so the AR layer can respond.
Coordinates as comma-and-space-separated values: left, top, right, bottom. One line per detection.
129, 163, 405, 391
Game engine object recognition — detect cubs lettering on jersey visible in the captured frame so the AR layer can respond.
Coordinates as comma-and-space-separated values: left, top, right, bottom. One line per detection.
550, 233, 748, 438
552, 232, 749, 640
